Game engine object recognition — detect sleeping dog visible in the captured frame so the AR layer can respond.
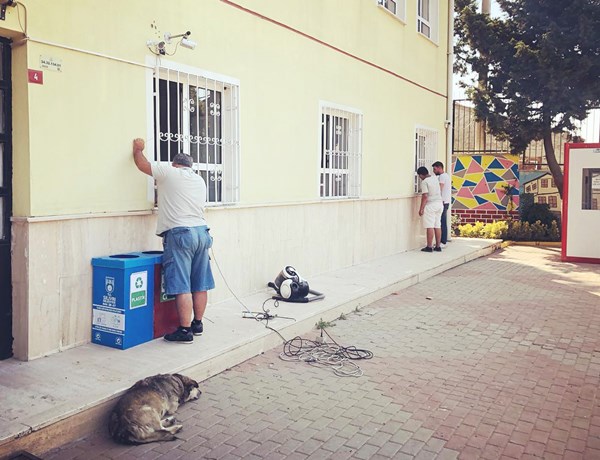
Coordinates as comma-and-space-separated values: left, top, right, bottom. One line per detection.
108, 373, 201, 444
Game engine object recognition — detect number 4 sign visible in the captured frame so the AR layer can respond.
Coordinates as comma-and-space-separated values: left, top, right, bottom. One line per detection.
28, 69, 43, 85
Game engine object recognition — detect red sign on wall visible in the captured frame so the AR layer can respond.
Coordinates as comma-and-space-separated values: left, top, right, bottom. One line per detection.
28, 69, 43, 85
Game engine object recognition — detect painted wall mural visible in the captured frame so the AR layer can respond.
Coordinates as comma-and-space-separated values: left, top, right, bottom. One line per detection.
452, 155, 520, 211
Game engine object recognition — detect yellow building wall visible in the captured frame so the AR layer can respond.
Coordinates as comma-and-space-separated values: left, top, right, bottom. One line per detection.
10, 0, 449, 217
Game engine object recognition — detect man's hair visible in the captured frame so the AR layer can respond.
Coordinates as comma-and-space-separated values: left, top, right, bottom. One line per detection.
417, 166, 429, 176
432, 161, 444, 169
172, 153, 194, 168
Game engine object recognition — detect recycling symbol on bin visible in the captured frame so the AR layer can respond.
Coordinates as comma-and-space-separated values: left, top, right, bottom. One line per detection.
135, 277, 144, 289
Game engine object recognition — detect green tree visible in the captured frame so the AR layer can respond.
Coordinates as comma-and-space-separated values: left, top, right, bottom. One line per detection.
454, 0, 600, 197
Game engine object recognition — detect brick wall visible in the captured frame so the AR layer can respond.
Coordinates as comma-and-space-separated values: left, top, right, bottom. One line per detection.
453, 209, 519, 224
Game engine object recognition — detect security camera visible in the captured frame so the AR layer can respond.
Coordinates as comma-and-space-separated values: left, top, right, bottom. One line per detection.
181, 38, 197, 50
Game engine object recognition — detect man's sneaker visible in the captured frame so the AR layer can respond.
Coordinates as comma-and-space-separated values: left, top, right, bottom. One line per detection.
191, 319, 203, 336
440, 243, 447, 248
164, 327, 193, 344
421, 246, 433, 253
434, 246, 442, 252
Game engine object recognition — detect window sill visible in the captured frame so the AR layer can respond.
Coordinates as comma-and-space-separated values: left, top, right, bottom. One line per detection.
376, 5, 406, 24
417, 31, 439, 46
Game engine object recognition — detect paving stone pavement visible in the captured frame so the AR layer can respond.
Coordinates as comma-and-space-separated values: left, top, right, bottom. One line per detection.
45, 246, 600, 459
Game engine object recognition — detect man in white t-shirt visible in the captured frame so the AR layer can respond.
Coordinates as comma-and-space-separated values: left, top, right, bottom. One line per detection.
432, 161, 451, 246
132, 138, 215, 344
417, 166, 443, 252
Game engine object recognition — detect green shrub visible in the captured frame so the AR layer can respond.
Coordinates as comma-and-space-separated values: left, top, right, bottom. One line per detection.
450, 213, 462, 236
548, 220, 561, 241
530, 220, 547, 241
521, 202, 560, 228
519, 193, 534, 220
458, 220, 507, 239
459, 219, 560, 242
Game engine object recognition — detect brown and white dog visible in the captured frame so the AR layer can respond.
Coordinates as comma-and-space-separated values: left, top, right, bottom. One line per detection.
108, 373, 201, 444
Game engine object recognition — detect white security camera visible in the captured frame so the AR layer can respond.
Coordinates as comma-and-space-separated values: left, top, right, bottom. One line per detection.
181, 38, 197, 50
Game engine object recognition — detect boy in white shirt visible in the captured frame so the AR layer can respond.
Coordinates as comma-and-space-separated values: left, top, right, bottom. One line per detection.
417, 166, 443, 252
432, 161, 451, 246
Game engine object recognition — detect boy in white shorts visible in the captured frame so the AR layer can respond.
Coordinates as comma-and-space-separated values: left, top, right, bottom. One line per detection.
417, 166, 443, 252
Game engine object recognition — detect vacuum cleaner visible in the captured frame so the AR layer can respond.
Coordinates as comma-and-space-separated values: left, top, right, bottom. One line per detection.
268, 266, 325, 303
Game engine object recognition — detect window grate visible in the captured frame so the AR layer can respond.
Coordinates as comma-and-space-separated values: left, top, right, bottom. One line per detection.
320, 106, 362, 199
153, 66, 240, 205
415, 127, 438, 193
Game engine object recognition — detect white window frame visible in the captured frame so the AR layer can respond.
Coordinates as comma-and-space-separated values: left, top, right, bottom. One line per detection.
319, 102, 363, 199
377, 0, 406, 23
414, 126, 439, 193
145, 58, 240, 206
417, 0, 439, 43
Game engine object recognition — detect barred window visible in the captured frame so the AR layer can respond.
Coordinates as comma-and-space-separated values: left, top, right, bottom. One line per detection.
548, 195, 557, 208
153, 66, 240, 205
320, 105, 363, 198
541, 179, 549, 188
538, 196, 547, 204
415, 127, 438, 193
378, 0, 406, 21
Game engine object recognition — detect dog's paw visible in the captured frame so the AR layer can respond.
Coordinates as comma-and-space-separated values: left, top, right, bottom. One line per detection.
162, 416, 176, 427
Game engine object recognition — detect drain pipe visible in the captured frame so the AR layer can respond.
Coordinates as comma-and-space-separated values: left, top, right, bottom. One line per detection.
446, 0, 455, 240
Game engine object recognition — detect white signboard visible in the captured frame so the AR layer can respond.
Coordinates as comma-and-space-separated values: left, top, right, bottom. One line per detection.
129, 271, 148, 309
40, 55, 62, 72
93, 309, 125, 332
592, 172, 600, 190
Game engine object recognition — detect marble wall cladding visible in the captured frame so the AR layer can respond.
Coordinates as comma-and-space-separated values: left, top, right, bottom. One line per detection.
12, 198, 422, 360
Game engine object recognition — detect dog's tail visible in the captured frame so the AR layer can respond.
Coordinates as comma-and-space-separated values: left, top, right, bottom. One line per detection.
108, 411, 139, 445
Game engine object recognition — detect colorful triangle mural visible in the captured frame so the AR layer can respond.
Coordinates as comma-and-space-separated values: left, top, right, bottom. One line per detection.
453, 155, 520, 211
480, 192, 502, 205
472, 178, 490, 195
467, 160, 484, 174
454, 158, 466, 173
455, 197, 479, 208
457, 187, 475, 199
481, 156, 494, 170
476, 201, 497, 210
488, 158, 505, 170
484, 172, 505, 183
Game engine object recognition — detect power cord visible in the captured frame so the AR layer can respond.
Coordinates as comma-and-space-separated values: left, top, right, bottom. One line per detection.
209, 245, 373, 376
279, 327, 373, 378
209, 246, 252, 313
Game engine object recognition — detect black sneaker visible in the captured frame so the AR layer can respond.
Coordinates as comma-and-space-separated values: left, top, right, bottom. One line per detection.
434, 246, 442, 252
191, 319, 203, 336
164, 327, 193, 344
421, 247, 433, 253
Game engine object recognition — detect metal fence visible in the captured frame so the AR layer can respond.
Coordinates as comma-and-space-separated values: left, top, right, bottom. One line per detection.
452, 99, 600, 169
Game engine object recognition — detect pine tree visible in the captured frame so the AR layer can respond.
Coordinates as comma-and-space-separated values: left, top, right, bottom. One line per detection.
455, 0, 600, 197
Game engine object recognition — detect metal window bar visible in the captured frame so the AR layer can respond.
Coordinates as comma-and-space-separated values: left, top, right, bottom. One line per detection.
153, 66, 240, 205
414, 127, 438, 193
320, 107, 362, 198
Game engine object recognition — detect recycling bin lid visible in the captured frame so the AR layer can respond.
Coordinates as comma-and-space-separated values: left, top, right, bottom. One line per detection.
91, 253, 156, 269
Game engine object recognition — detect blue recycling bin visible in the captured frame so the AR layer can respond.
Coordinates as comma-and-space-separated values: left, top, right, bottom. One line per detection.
91, 253, 156, 350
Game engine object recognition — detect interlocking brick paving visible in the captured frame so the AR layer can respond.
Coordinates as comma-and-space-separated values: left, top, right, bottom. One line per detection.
46, 246, 600, 459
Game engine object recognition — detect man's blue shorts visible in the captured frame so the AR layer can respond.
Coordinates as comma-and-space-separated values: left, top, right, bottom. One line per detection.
162, 226, 215, 295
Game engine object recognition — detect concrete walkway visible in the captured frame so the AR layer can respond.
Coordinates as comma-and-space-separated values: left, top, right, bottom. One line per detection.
0, 239, 500, 458
42, 245, 600, 460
